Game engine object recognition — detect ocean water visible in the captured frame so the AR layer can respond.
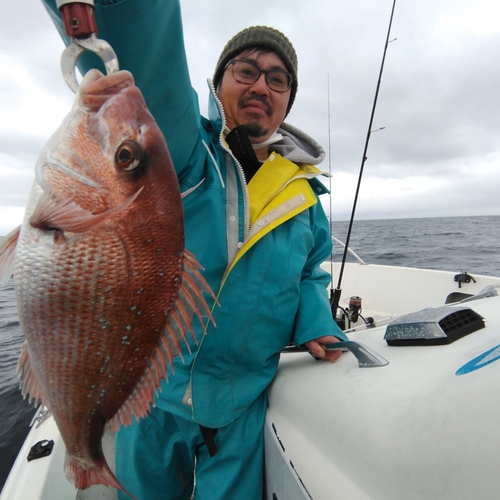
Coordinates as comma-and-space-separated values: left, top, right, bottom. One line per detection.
331, 215, 500, 277
0, 281, 34, 489
1, 214, 500, 490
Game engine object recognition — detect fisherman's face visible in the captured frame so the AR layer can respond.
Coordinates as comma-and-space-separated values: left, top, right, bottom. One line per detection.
217, 49, 291, 143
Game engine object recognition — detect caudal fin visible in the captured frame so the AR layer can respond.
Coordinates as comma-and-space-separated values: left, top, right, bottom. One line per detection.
65, 453, 137, 499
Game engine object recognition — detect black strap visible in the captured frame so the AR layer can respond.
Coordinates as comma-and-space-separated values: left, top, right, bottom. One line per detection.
199, 425, 218, 457
226, 126, 261, 182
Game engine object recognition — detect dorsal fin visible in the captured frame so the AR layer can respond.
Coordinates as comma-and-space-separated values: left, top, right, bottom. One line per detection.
109, 249, 216, 432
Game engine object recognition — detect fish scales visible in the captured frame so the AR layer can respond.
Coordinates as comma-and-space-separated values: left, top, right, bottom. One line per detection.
0, 69, 215, 495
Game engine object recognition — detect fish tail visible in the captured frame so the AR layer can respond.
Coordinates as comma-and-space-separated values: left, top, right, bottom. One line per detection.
65, 454, 137, 499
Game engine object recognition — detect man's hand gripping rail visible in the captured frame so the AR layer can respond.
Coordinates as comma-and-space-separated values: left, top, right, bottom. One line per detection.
282, 340, 389, 368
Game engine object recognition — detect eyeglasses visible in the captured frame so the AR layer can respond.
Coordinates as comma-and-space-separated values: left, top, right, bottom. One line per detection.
225, 59, 293, 93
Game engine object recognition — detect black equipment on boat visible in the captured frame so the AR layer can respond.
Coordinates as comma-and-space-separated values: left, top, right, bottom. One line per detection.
27, 439, 54, 462
384, 306, 485, 346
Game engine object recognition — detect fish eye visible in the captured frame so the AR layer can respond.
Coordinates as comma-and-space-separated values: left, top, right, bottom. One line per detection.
115, 141, 143, 171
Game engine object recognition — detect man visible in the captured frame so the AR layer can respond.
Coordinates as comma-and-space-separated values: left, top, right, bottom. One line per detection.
42, 1, 347, 498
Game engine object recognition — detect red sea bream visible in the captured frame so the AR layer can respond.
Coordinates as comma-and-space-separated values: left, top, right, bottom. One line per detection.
0, 69, 214, 495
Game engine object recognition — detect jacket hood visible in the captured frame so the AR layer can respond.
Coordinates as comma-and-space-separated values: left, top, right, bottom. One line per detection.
273, 122, 325, 166
207, 79, 326, 166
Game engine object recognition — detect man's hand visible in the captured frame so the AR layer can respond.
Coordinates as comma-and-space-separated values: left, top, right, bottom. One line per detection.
304, 335, 343, 363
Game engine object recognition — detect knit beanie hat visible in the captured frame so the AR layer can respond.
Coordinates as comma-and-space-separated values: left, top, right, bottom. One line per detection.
213, 26, 298, 115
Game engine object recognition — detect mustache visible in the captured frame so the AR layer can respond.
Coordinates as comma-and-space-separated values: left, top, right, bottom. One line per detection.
239, 94, 273, 116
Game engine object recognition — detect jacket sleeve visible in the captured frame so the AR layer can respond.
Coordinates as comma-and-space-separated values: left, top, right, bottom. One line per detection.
292, 200, 348, 346
41, 0, 201, 178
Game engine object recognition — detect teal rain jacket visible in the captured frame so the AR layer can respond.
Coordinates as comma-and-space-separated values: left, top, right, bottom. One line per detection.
42, 0, 347, 429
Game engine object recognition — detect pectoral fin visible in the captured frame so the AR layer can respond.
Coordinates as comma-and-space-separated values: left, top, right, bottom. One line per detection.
29, 188, 143, 233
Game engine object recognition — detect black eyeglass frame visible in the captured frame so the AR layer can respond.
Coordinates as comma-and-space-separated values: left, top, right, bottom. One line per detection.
225, 59, 293, 93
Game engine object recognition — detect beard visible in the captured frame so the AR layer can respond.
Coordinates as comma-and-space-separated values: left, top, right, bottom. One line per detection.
242, 122, 269, 138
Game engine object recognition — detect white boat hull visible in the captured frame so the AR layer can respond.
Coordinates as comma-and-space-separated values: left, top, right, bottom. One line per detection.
265, 263, 500, 499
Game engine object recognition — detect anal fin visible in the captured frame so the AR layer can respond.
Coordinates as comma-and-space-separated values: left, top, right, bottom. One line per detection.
17, 341, 47, 408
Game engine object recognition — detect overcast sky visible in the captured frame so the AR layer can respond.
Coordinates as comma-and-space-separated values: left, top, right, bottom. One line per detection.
1, 0, 500, 235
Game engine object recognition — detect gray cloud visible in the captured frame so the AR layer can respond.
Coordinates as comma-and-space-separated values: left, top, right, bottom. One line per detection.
1, 0, 500, 231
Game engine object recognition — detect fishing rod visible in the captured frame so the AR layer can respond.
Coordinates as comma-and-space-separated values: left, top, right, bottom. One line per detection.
330, 0, 397, 326
328, 73, 334, 294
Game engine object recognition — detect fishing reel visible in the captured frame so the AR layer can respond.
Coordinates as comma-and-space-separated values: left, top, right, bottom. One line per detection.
333, 295, 374, 331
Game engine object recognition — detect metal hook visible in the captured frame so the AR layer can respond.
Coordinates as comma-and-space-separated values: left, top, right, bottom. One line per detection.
61, 34, 120, 93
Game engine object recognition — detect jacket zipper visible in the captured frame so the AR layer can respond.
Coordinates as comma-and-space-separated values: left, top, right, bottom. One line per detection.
208, 81, 251, 238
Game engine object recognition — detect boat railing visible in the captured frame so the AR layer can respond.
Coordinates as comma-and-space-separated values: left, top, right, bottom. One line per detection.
331, 236, 366, 265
